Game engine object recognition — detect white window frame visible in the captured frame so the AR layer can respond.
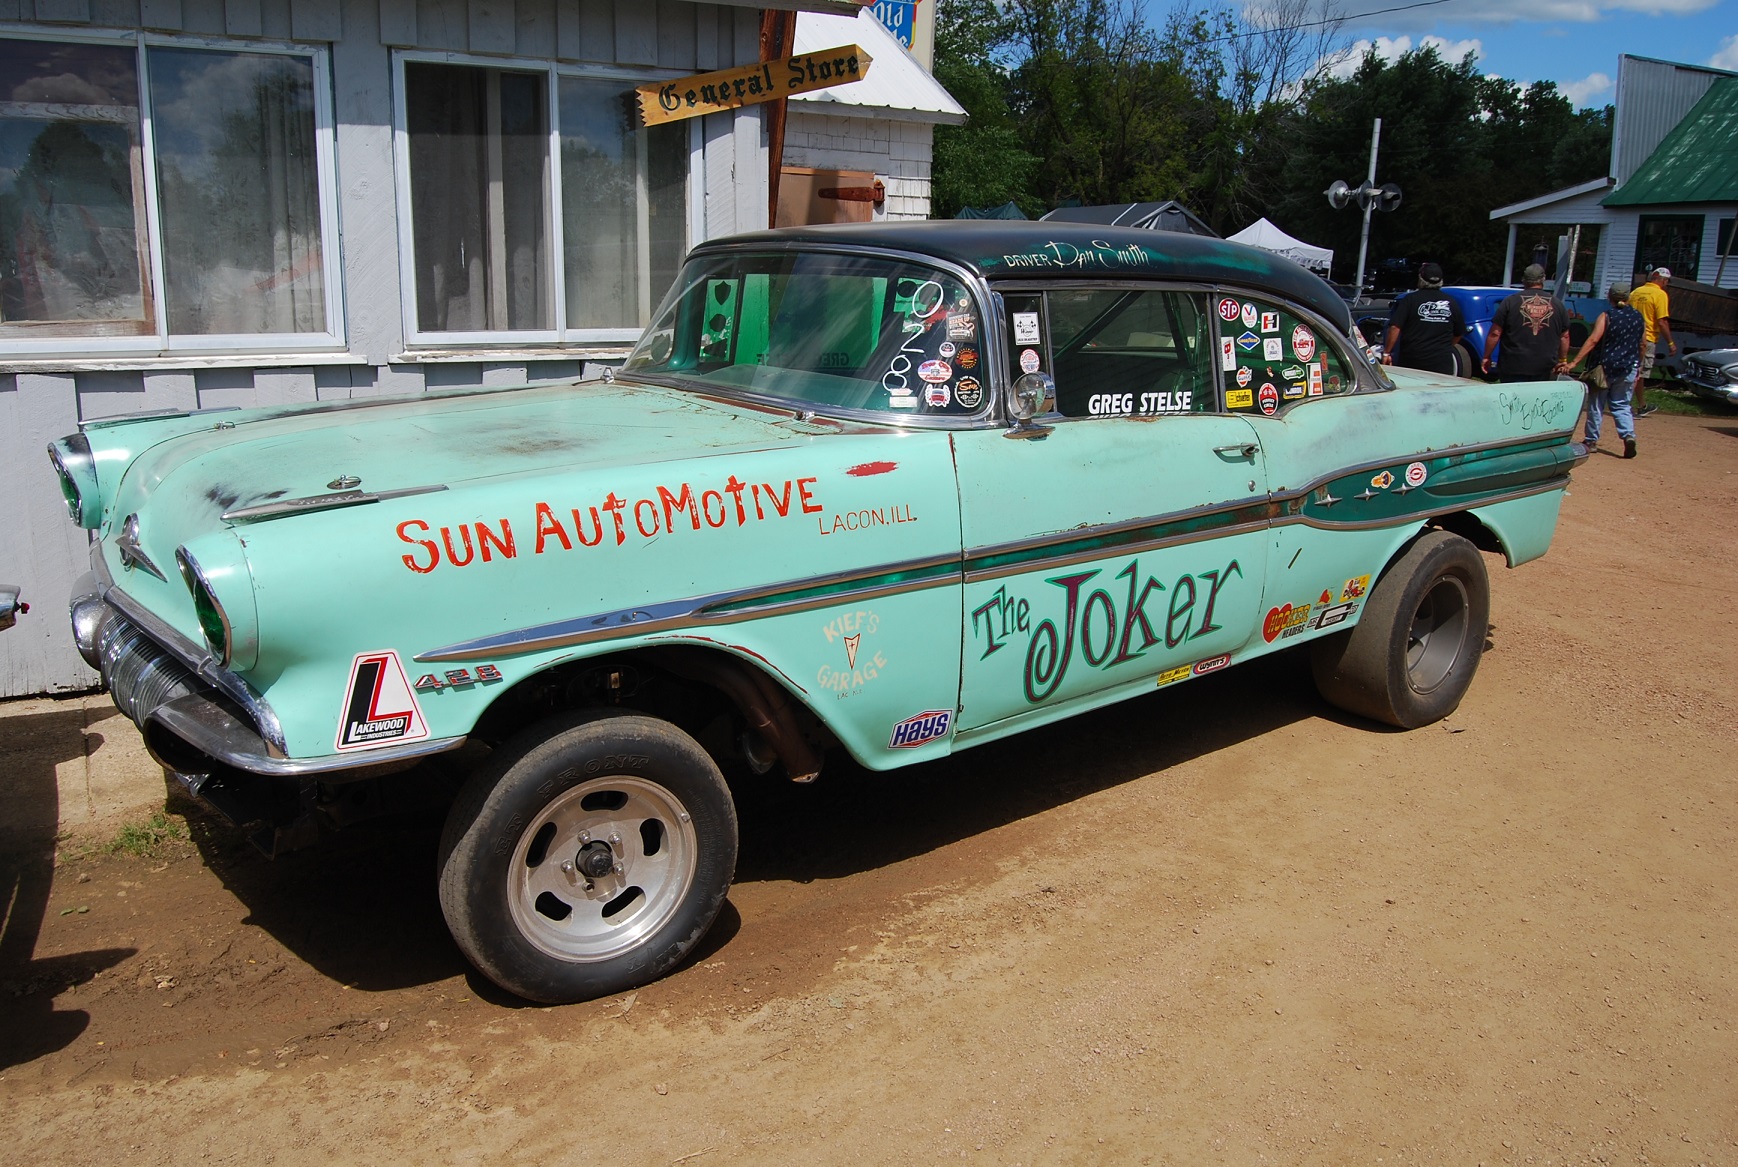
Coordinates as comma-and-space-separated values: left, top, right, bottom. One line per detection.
391, 49, 703, 349
0, 26, 346, 358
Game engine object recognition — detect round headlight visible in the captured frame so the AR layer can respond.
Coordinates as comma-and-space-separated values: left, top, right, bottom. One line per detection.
48, 433, 101, 528
173, 536, 258, 670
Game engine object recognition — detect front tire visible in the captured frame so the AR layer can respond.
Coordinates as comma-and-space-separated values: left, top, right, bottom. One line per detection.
1452, 341, 1478, 379
438, 711, 738, 1004
1310, 531, 1490, 729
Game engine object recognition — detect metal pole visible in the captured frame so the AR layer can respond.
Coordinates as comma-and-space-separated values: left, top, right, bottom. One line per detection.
1353, 117, 1381, 302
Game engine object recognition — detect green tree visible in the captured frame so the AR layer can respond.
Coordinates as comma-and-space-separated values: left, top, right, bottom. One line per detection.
930, 0, 1039, 217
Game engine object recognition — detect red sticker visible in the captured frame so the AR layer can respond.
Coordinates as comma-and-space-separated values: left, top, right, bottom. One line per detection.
1291, 325, 1316, 362
1259, 383, 1279, 415
1218, 297, 1241, 321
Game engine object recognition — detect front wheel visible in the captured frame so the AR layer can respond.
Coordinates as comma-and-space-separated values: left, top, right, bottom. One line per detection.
1310, 531, 1490, 728
1452, 341, 1478, 379
437, 711, 738, 1004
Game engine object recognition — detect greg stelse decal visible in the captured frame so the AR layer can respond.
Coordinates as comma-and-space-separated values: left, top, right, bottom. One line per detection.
337, 650, 430, 750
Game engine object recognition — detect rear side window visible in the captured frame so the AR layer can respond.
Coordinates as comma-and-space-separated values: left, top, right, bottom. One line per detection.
1216, 294, 1352, 416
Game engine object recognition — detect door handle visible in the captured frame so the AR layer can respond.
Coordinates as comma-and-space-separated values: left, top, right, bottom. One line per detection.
1213, 443, 1258, 459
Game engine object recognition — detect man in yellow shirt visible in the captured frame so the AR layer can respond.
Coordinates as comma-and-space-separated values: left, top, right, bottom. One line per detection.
1628, 267, 1676, 417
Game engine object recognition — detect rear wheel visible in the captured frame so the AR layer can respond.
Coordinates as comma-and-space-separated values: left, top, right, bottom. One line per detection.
1452, 341, 1478, 379
438, 711, 737, 1004
1311, 531, 1490, 728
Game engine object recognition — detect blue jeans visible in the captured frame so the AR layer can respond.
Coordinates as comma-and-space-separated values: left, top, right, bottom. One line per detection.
1586, 370, 1635, 444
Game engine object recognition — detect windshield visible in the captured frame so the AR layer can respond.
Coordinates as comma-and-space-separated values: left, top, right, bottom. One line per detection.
623, 250, 988, 417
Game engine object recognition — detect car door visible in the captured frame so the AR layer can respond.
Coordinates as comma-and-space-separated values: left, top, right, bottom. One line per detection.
950, 285, 1271, 740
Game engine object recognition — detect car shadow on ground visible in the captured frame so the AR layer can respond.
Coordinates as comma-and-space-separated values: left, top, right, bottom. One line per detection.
0, 704, 136, 1069
1705, 425, 1738, 439
166, 642, 1424, 998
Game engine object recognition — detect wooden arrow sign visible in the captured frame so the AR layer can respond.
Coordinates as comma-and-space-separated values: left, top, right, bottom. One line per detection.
636, 45, 873, 127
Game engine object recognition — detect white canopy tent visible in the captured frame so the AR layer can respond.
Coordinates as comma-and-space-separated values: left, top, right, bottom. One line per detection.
1228, 218, 1334, 275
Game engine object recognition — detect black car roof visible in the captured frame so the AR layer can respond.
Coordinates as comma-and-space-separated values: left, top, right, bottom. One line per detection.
694, 221, 1354, 336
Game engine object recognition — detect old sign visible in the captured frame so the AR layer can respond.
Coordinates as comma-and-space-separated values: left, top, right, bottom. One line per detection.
636, 45, 873, 127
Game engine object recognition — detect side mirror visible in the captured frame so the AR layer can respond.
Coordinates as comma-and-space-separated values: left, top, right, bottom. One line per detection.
1009, 372, 1055, 420
1005, 372, 1055, 440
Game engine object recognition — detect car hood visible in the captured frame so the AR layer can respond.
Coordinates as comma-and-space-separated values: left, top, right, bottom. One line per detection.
102, 379, 838, 530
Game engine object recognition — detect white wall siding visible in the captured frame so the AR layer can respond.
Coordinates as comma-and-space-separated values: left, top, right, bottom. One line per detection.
784, 111, 934, 220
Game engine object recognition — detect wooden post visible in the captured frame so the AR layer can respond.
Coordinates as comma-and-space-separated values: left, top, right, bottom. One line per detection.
760, 9, 797, 229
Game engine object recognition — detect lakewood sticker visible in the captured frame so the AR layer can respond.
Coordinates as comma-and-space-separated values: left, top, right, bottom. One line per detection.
337, 650, 429, 751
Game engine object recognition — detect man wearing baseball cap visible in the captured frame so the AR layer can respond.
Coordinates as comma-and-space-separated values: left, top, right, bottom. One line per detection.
1628, 267, 1675, 417
1483, 263, 1570, 382
1383, 262, 1468, 375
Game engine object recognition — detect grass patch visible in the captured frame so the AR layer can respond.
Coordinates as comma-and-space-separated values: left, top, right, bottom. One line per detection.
1634, 376, 1735, 417
109, 811, 187, 858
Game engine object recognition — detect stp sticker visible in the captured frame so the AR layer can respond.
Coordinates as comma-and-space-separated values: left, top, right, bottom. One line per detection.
1405, 461, 1429, 487
337, 650, 429, 750
918, 359, 952, 383
1261, 311, 1279, 333
1263, 337, 1284, 362
1241, 301, 1258, 328
1020, 348, 1042, 374
955, 376, 983, 409
1011, 312, 1040, 343
1225, 387, 1254, 409
1235, 365, 1253, 387
1220, 338, 1237, 371
1292, 325, 1316, 362
1259, 383, 1279, 415
925, 382, 951, 407
889, 709, 952, 748
1218, 297, 1240, 322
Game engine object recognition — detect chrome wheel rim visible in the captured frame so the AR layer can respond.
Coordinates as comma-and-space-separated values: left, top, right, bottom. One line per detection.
508, 775, 699, 963
1406, 575, 1469, 694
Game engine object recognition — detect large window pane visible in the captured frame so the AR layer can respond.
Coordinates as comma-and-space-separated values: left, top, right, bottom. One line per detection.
150, 47, 325, 336
406, 62, 551, 333
559, 77, 686, 331
0, 39, 149, 336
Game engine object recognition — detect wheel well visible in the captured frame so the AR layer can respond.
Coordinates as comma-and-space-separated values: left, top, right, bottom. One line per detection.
467, 646, 827, 782
1426, 511, 1503, 557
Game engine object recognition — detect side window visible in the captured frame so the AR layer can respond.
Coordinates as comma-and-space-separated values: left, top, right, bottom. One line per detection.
1217, 295, 1353, 415
1046, 289, 1213, 418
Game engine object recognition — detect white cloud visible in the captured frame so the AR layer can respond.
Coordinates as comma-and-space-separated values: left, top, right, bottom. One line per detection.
1334, 0, 1717, 31
1709, 32, 1738, 70
1559, 71, 1613, 106
1324, 34, 1483, 78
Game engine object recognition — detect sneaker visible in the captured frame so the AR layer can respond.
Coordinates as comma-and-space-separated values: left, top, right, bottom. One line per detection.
1636, 404, 1659, 418
1624, 437, 1637, 459
1583, 441, 1598, 455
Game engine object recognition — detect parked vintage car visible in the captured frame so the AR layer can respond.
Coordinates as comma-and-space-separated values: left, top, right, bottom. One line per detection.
48, 222, 1587, 1003
1679, 347, 1738, 406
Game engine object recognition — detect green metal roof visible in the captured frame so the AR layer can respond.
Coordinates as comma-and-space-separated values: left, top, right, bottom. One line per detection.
1604, 77, 1738, 206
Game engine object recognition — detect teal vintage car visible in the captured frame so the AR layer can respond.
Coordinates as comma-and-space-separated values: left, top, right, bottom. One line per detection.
49, 222, 1586, 1003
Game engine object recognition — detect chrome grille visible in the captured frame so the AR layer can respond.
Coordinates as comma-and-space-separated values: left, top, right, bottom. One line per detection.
100, 614, 197, 727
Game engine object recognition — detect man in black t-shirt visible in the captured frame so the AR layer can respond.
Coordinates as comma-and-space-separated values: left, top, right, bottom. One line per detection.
1482, 264, 1569, 383
1383, 263, 1466, 375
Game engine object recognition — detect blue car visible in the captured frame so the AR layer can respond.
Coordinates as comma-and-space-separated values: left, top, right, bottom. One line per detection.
1358, 286, 1524, 379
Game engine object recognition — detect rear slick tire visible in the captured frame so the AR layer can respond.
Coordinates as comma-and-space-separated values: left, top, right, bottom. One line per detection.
437, 711, 737, 1004
1310, 531, 1490, 729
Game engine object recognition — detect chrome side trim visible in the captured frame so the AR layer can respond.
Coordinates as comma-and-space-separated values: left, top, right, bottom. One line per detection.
415, 552, 964, 663
222, 483, 448, 523
91, 547, 288, 755
147, 693, 465, 779
964, 518, 1271, 585
1278, 477, 1571, 532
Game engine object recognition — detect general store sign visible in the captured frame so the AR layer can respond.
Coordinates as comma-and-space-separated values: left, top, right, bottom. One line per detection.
636, 45, 873, 126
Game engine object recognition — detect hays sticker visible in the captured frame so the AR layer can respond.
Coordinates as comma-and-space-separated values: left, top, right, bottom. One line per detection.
337, 650, 429, 751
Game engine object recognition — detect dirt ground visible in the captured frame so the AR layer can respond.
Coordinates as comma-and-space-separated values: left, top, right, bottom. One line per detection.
2, 412, 1734, 1167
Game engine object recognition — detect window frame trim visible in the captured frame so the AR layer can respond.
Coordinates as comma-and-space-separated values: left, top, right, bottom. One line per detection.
391, 48, 702, 349
0, 26, 346, 358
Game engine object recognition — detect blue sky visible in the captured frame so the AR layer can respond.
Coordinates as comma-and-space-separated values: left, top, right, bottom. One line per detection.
1314, 0, 1738, 107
